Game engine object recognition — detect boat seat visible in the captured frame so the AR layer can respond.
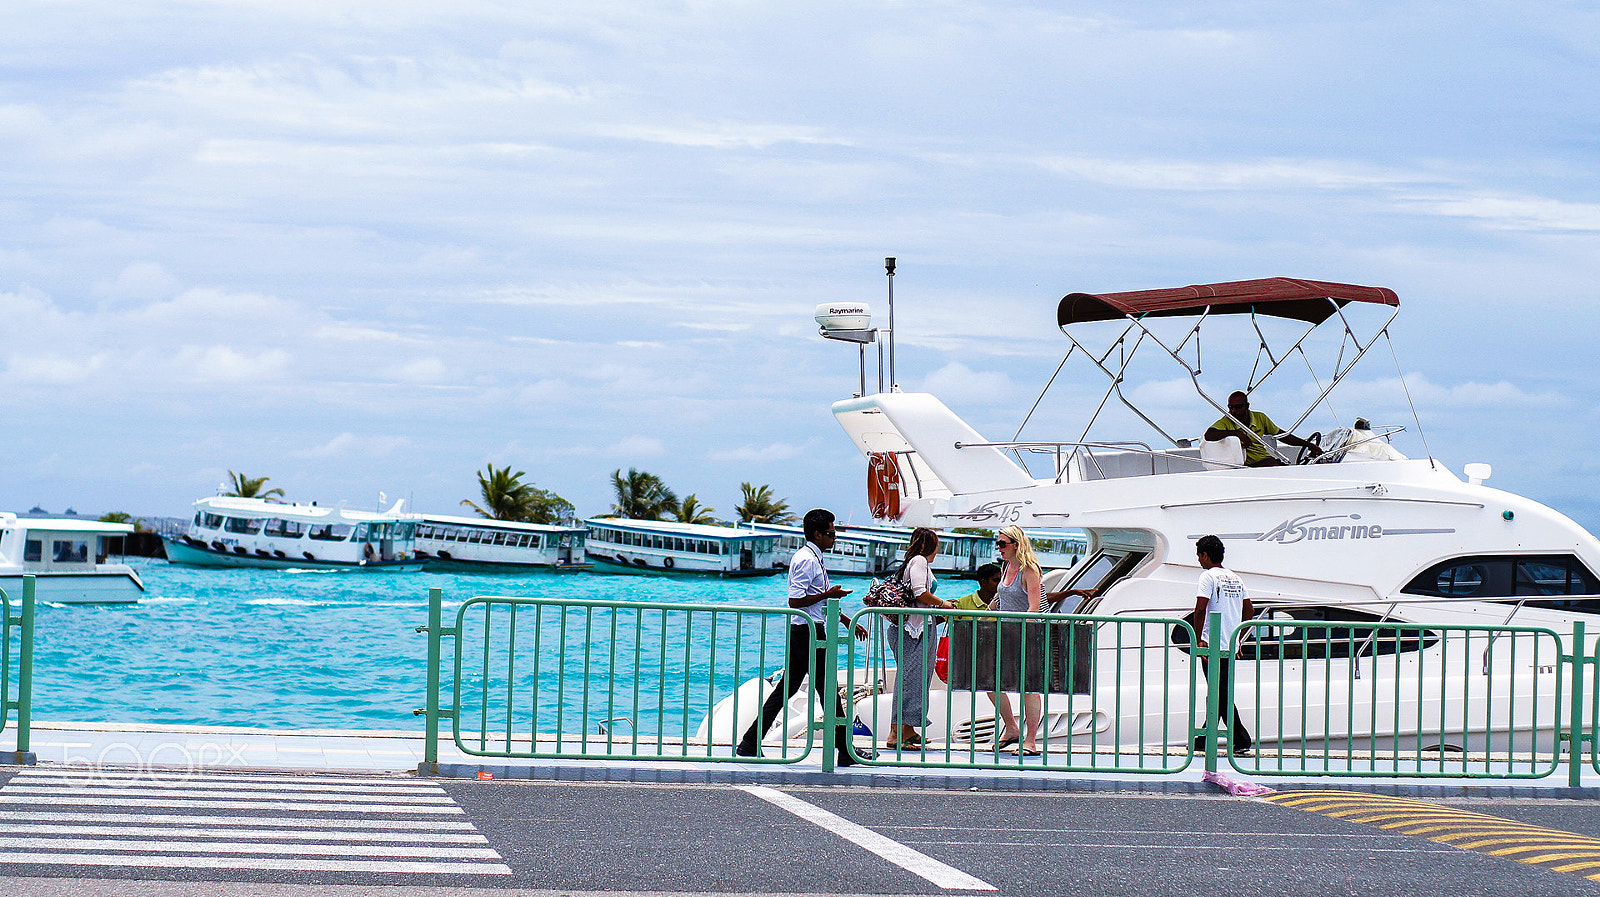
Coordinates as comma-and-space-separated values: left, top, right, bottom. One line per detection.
1201, 436, 1245, 469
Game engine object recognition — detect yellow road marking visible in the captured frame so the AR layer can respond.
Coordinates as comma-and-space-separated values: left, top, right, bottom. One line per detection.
1263, 790, 1600, 882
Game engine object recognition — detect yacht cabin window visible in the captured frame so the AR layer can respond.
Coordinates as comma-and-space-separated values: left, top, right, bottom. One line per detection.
1402, 554, 1600, 608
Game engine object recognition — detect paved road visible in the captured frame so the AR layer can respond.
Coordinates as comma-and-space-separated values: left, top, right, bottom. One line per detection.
2, 767, 1600, 895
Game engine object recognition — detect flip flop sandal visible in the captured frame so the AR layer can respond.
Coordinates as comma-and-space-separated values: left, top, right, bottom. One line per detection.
995, 735, 1019, 750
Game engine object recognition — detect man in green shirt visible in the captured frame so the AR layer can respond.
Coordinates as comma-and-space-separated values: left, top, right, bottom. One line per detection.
1204, 391, 1323, 467
954, 563, 1002, 611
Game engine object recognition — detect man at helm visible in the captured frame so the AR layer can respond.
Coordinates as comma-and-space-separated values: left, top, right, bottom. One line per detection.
1204, 391, 1322, 467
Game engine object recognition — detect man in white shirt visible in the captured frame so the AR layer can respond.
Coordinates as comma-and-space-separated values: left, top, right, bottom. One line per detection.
1192, 534, 1254, 755
736, 508, 871, 765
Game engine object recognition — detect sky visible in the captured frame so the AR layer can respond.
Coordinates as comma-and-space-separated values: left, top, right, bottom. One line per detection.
3, 1, 1598, 533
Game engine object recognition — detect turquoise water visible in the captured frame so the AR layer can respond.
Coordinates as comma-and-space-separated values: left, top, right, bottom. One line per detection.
20, 559, 888, 731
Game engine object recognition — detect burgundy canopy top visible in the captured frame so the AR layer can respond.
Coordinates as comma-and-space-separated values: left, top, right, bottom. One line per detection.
1058, 277, 1400, 326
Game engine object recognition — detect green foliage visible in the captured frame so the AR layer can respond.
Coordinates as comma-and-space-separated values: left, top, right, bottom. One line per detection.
951, 526, 994, 537
610, 468, 680, 520
675, 494, 716, 525
224, 471, 285, 500
461, 463, 575, 524
735, 482, 795, 524
99, 511, 148, 532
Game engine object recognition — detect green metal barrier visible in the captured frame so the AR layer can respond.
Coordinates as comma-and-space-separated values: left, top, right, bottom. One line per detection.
1230, 617, 1566, 779
1, 575, 35, 762
849, 605, 1198, 774
419, 588, 822, 764
417, 586, 1600, 783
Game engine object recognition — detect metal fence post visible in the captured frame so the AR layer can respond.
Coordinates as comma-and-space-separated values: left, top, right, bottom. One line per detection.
1201, 611, 1223, 773
821, 592, 841, 773
1568, 620, 1588, 788
417, 587, 444, 774
16, 575, 32, 759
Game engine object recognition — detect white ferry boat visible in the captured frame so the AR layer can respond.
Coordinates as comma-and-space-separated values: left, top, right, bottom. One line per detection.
1027, 529, 1087, 570
583, 518, 781, 577
710, 276, 1600, 753
0, 514, 145, 604
163, 496, 424, 571
745, 522, 903, 577
412, 514, 591, 572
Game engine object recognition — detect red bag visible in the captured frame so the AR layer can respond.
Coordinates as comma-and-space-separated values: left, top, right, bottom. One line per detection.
933, 634, 949, 682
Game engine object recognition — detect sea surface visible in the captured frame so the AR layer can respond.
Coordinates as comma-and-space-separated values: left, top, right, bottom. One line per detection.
21, 559, 896, 732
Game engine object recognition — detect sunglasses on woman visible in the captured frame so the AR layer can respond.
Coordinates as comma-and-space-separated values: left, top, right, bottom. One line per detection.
996, 538, 1014, 547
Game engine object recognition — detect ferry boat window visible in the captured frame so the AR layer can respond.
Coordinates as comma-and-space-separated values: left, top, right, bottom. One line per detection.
202, 513, 224, 529
224, 517, 263, 535
264, 519, 304, 538
309, 524, 352, 541
52, 539, 89, 563
353, 524, 370, 542
24, 539, 41, 562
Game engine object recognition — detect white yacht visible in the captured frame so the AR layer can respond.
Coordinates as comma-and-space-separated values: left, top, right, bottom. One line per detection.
412, 514, 591, 572
708, 277, 1600, 754
164, 496, 424, 571
0, 514, 145, 604
583, 518, 782, 577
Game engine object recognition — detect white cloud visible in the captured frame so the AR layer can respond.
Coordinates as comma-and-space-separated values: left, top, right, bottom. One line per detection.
918, 362, 1016, 407
608, 436, 664, 457
179, 345, 294, 382
293, 432, 409, 459
707, 441, 807, 462
93, 262, 179, 304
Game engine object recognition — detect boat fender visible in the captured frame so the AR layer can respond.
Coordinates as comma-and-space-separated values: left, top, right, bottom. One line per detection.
438, 550, 452, 560
632, 557, 649, 567
867, 451, 904, 520
232, 546, 248, 555
273, 550, 286, 559
663, 556, 675, 569
302, 552, 315, 561
254, 549, 271, 557
211, 541, 227, 552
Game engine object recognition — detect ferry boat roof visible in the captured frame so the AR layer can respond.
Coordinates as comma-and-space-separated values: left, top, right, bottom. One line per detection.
415, 513, 584, 533
584, 518, 781, 543
1, 513, 135, 535
192, 495, 410, 524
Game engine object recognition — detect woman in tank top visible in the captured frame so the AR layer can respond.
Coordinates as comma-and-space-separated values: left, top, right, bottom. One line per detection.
991, 524, 1044, 755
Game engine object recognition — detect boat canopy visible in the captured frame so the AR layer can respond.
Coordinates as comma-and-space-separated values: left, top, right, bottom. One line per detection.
1058, 277, 1400, 327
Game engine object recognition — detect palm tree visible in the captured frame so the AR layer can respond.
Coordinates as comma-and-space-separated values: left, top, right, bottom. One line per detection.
99, 511, 148, 532
524, 487, 576, 526
675, 494, 716, 525
610, 468, 679, 520
461, 463, 534, 521
735, 482, 795, 524
223, 471, 285, 500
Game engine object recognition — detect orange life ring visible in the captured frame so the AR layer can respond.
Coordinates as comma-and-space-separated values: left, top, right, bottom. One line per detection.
867, 452, 903, 520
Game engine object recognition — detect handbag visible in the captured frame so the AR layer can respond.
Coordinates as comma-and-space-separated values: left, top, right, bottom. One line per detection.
863, 575, 917, 608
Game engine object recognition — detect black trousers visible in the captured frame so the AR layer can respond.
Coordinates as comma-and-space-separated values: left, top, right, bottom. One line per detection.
737, 621, 854, 758
1197, 655, 1254, 750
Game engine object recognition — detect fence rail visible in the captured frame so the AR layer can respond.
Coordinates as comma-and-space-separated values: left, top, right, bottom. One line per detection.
418, 588, 1600, 783
1, 575, 35, 762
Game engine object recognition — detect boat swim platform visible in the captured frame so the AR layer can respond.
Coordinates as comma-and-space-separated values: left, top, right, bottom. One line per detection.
3, 721, 1598, 799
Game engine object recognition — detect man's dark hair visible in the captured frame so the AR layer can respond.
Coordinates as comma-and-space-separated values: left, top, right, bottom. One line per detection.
976, 562, 1001, 580
1196, 534, 1225, 562
802, 508, 835, 539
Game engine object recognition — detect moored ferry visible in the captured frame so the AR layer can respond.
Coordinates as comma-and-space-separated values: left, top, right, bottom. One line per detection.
164, 496, 423, 571
412, 514, 591, 572
583, 518, 781, 577
820, 522, 995, 577
1027, 529, 1088, 570
0, 514, 146, 604
746, 522, 903, 577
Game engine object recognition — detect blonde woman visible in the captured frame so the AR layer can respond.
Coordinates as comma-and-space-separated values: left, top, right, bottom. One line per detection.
991, 524, 1044, 755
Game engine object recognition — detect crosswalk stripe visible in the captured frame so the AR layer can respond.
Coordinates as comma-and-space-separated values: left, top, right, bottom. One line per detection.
3, 784, 455, 802
0, 795, 463, 813
0, 769, 510, 876
0, 836, 503, 858
0, 811, 478, 829
0, 852, 513, 875
22, 769, 435, 786
5, 824, 489, 842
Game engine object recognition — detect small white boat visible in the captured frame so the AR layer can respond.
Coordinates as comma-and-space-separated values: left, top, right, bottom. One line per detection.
583, 518, 781, 577
163, 496, 424, 571
0, 514, 145, 604
412, 514, 592, 572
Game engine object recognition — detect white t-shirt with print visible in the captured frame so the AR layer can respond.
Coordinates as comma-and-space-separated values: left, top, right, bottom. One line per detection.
1197, 565, 1248, 647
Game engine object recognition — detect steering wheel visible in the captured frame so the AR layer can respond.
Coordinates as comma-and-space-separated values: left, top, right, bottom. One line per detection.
1294, 431, 1322, 465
